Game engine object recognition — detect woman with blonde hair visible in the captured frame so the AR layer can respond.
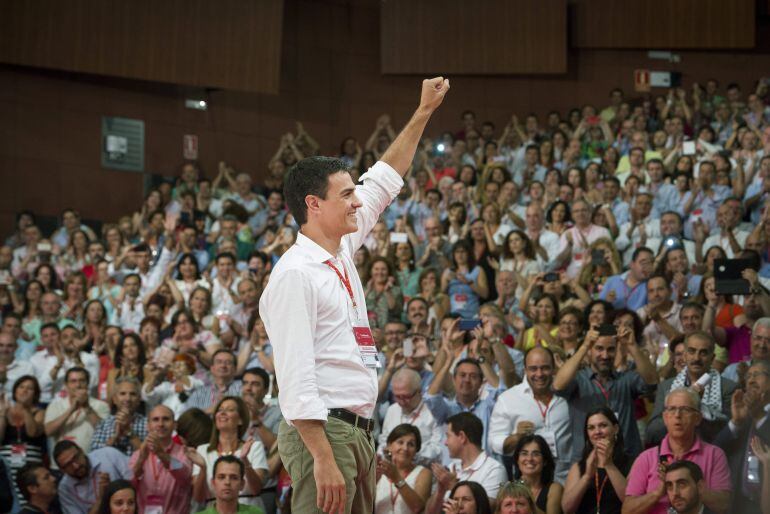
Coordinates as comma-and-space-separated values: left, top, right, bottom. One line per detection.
495, 481, 537, 514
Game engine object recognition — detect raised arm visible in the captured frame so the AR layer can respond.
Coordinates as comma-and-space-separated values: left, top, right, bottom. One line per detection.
380, 78, 450, 177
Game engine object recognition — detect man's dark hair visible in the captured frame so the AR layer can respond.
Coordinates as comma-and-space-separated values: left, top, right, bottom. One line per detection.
632, 246, 654, 262
665, 460, 704, 482
525, 144, 540, 153
16, 462, 46, 500
453, 358, 483, 378
284, 157, 350, 226
53, 439, 82, 462
243, 367, 270, 389
447, 412, 483, 448
213, 454, 245, 479
214, 252, 237, 264
212, 348, 236, 366
604, 176, 621, 187
646, 158, 664, 168
132, 243, 150, 253
40, 322, 60, 334
65, 366, 90, 384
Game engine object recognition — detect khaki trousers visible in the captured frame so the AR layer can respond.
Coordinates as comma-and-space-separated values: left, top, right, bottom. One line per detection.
277, 417, 376, 514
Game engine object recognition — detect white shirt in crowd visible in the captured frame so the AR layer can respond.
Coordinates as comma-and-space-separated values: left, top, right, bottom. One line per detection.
260, 161, 403, 423
31, 350, 101, 403
378, 401, 444, 465
448, 452, 508, 500
487, 378, 572, 483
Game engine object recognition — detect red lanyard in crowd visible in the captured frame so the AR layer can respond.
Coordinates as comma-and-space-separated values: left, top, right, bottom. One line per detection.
593, 379, 611, 405
325, 260, 356, 308
595, 471, 609, 513
535, 397, 550, 423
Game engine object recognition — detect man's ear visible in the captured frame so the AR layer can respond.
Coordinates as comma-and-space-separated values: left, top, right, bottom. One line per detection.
305, 195, 320, 216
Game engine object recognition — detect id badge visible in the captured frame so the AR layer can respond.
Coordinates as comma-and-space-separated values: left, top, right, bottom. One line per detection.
11, 444, 27, 466
352, 322, 381, 369
145, 495, 164, 514
536, 429, 557, 458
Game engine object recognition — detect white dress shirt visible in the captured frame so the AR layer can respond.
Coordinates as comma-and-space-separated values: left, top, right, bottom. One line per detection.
260, 161, 403, 423
558, 225, 612, 278
487, 378, 572, 482
30, 350, 101, 403
2, 358, 34, 397
378, 401, 444, 465
703, 229, 750, 258
449, 452, 508, 500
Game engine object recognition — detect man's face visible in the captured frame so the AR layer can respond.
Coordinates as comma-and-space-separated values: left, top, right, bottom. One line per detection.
423, 218, 442, 239
212, 353, 235, 382
525, 206, 543, 231
751, 325, 770, 361
123, 276, 141, 298
114, 381, 140, 411
679, 308, 703, 334
666, 249, 688, 274
212, 462, 244, 502
496, 272, 516, 297
444, 423, 464, 458
0, 335, 16, 362
630, 252, 654, 281
315, 171, 362, 236
525, 349, 553, 393
56, 447, 89, 480
453, 363, 482, 398
406, 301, 428, 325
87, 243, 105, 261
590, 337, 617, 374
629, 149, 645, 167
571, 201, 590, 225
635, 195, 652, 218
60, 328, 80, 354
2, 317, 21, 338
684, 336, 714, 378
133, 250, 151, 271
220, 220, 237, 238
665, 468, 702, 514
237, 280, 259, 306
384, 323, 406, 348
647, 277, 670, 307
603, 180, 619, 200
216, 257, 235, 278
451, 182, 467, 201
663, 391, 702, 439
660, 214, 681, 237
242, 372, 267, 403
40, 293, 61, 316
148, 406, 175, 440
40, 327, 59, 350
647, 162, 664, 182
391, 379, 420, 410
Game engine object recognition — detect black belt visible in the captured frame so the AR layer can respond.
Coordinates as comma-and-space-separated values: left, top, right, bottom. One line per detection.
328, 408, 374, 432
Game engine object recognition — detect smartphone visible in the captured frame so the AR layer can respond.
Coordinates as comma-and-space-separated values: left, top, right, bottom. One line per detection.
598, 324, 617, 336
402, 338, 414, 358
663, 236, 682, 249
37, 242, 52, 252
390, 232, 408, 244
591, 249, 606, 266
587, 115, 600, 125
459, 319, 482, 331
0, 271, 10, 286
682, 141, 696, 156
543, 272, 559, 282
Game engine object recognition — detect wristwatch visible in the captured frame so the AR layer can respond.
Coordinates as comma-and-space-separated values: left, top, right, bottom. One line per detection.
394, 479, 407, 489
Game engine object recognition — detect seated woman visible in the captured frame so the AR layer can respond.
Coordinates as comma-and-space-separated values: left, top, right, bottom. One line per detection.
495, 481, 538, 514
518, 294, 559, 351
561, 407, 629, 514
374, 424, 432, 514
512, 434, 563, 514
444, 481, 492, 514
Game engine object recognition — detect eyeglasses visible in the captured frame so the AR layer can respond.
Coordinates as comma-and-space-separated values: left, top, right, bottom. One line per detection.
393, 391, 419, 402
663, 406, 699, 416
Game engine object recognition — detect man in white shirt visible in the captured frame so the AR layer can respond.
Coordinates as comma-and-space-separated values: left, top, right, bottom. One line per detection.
0, 331, 33, 397
426, 413, 507, 513
702, 202, 750, 258
615, 192, 662, 267
260, 77, 449, 514
487, 347, 571, 482
555, 199, 611, 278
523, 204, 560, 268
378, 368, 443, 466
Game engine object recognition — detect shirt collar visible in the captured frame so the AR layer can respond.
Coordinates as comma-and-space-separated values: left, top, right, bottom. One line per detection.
661, 434, 702, 457
462, 452, 488, 473
295, 232, 337, 263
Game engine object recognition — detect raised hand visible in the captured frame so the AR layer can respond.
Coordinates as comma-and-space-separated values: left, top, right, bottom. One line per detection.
419, 77, 450, 114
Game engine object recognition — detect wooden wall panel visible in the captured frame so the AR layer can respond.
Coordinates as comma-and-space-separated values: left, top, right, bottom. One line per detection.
381, 0, 567, 74
571, 0, 755, 49
0, 0, 283, 93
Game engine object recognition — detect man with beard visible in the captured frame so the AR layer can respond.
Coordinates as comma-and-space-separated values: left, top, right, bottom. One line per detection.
404, 297, 433, 338
554, 323, 657, 461
714, 360, 770, 514
663, 461, 708, 514
55, 440, 130, 514
646, 331, 737, 445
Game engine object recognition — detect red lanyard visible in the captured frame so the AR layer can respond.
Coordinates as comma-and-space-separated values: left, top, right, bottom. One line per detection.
324, 260, 356, 308
389, 482, 400, 509
595, 471, 609, 513
535, 397, 550, 423
403, 402, 424, 425
593, 379, 611, 405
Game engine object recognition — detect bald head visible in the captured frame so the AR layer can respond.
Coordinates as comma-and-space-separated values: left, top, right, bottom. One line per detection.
392, 368, 421, 391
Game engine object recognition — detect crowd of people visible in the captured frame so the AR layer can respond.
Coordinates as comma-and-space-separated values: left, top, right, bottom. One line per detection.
1, 76, 770, 514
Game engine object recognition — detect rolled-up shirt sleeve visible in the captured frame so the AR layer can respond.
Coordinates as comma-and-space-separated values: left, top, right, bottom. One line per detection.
260, 268, 327, 424
347, 161, 404, 252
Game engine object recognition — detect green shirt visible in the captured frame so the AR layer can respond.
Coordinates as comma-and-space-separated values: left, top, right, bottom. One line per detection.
198, 504, 265, 514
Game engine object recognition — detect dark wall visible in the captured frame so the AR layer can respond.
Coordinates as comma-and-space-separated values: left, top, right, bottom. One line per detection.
1, 0, 770, 237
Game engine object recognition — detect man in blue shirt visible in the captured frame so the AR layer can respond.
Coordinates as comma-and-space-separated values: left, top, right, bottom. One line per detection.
600, 247, 654, 310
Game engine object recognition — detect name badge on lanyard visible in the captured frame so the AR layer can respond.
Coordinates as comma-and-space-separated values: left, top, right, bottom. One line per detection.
325, 259, 381, 369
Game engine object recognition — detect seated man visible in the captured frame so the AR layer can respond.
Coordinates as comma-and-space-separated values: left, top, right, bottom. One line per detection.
714, 360, 770, 514
379, 368, 443, 465
44, 367, 110, 458
184, 349, 242, 413
0, 330, 33, 397
198, 456, 265, 514
15, 463, 60, 514
646, 331, 737, 445
426, 413, 507, 514
55, 440, 131, 514
664, 461, 708, 514
91, 377, 148, 456
623, 387, 732, 514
